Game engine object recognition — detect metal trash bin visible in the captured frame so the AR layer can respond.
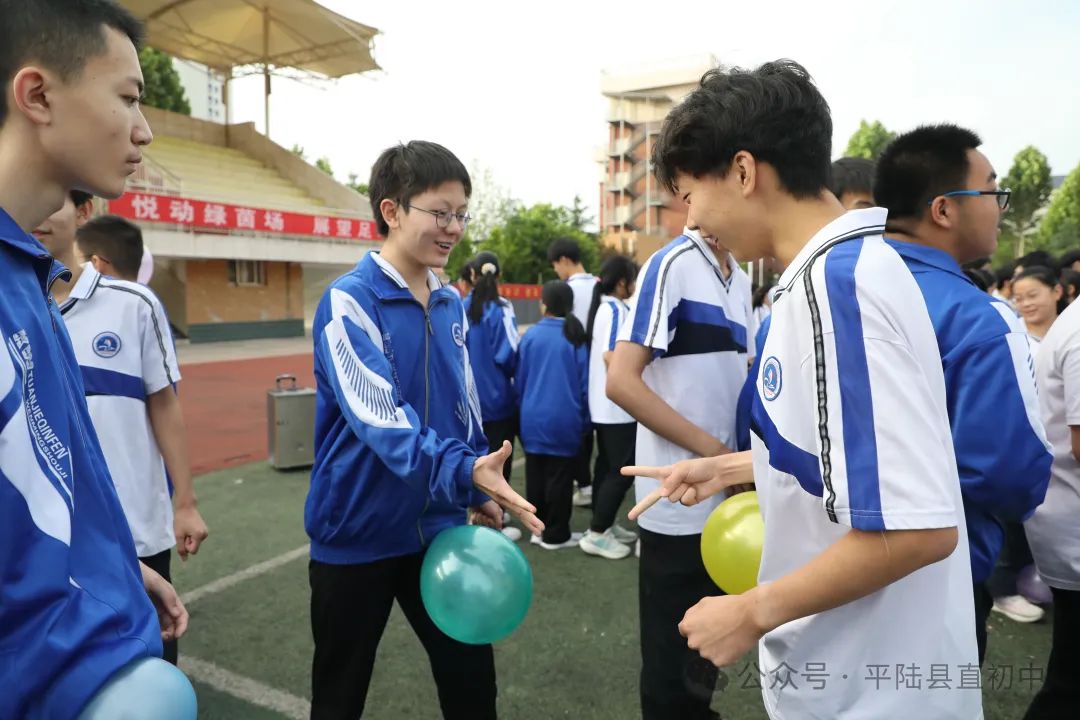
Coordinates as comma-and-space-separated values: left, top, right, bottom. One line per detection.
267, 373, 316, 469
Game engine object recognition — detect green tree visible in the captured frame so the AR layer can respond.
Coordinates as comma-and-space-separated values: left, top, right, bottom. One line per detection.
346, 172, 368, 196
290, 144, 306, 159
569, 194, 594, 231
1038, 163, 1080, 254
315, 157, 334, 177
138, 48, 191, 115
445, 236, 477, 284
997, 146, 1053, 258
843, 120, 895, 160
482, 203, 601, 284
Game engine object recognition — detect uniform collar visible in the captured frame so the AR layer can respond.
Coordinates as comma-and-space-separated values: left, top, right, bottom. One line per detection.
364, 251, 445, 300
682, 227, 738, 287
68, 262, 103, 301
775, 207, 888, 298
0, 205, 71, 294
884, 238, 970, 284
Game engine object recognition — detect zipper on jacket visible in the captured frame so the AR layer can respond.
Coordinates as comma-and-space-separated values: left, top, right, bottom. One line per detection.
416, 304, 435, 546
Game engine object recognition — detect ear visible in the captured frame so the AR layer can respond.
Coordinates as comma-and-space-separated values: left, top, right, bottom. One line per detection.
11, 66, 54, 126
1055, 284, 1064, 301
927, 197, 954, 230
732, 150, 758, 198
379, 199, 401, 231
75, 199, 94, 226
89, 255, 107, 273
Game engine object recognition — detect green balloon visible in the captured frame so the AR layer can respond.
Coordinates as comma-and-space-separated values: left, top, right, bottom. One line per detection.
420, 525, 534, 645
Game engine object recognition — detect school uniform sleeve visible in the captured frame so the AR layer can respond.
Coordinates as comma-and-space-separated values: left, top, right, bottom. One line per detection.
807, 245, 959, 532
621, 250, 680, 352
462, 309, 493, 507
139, 291, 181, 394
593, 301, 619, 354
1062, 337, 1080, 425
488, 300, 520, 377
577, 342, 590, 427
946, 330, 1051, 522
317, 287, 477, 507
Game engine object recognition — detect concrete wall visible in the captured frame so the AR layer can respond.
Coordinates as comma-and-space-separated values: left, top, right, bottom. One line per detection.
143, 106, 227, 146
185, 259, 302, 324
142, 228, 377, 265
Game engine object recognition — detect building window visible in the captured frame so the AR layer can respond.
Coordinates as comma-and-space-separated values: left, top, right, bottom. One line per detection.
229, 260, 267, 287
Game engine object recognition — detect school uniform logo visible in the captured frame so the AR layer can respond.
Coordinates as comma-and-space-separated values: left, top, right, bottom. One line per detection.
451, 322, 465, 347
92, 331, 122, 359
762, 356, 782, 401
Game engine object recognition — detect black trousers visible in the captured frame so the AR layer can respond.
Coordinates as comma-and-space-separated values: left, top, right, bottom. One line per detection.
988, 521, 1035, 597
309, 556, 497, 720
139, 548, 177, 665
524, 453, 575, 544
639, 528, 721, 720
572, 430, 594, 490
1023, 587, 1080, 720
482, 416, 517, 482
590, 422, 637, 533
973, 581, 992, 665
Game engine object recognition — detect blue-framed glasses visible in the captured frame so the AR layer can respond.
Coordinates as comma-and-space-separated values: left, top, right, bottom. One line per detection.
929, 189, 1011, 210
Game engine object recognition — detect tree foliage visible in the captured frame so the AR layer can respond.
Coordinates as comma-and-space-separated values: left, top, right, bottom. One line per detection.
138, 48, 191, 115
843, 120, 895, 160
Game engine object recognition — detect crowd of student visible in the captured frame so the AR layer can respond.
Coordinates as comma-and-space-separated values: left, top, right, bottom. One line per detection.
3, 3, 1080, 720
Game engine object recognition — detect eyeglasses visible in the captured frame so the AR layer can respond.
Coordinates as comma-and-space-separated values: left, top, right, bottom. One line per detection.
404, 204, 471, 230
930, 189, 1012, 211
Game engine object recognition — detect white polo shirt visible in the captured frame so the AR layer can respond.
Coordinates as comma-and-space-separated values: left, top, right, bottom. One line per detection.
60, 264, 180, 558
589, 294, 633, 424
566, 272, 597, 327
1026, 299, 1080, 590
619, 228, 753, 535
750, 208, 980, 719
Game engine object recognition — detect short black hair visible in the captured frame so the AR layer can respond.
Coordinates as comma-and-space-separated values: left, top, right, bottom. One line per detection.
367, 141, 471, 237
0, 0, 143, 126
70, 190, 94, 207
828, 157, 875, 199
993, 264, 1016, 289
1017, 251, 1058, 274
77, 214, 143, 280
873, 124, 982, 221
1059, 249, 1080, 268
546, 237, 581, 264
652, 59, 833, 199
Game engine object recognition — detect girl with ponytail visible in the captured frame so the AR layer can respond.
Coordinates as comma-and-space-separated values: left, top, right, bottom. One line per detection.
580, 255, 640, 559
463, 252, 522, 541
515, 280, 589, 547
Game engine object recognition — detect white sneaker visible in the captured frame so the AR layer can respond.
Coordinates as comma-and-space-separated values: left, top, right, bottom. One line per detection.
635, 539, 640, 558
992, 595, 1045, 623
573, 486, 593, 507
501, 526, 523, 542
610, 524, 638, 544
579, 529, 631, 559
535, 531, 584, 550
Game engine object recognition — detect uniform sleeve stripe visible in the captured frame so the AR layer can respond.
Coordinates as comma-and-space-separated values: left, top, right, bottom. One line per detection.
630, 240, 692, 346
823, 239, 885, 529
98, 283, 175, 385
606, 301, 620, 352
80, 365, 146, 401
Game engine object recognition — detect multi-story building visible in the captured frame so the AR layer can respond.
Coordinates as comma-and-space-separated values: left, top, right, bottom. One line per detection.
599, 55, 717, 262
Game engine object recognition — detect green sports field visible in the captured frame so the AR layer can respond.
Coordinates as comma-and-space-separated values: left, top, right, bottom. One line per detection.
173, 460, 1053, 719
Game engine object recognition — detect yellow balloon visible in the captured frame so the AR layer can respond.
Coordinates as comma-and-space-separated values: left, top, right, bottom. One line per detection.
700, 491, 764, 595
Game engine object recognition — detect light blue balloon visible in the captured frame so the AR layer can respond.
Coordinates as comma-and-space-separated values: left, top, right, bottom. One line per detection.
79, 657, 197, 720
421, 525, 533, 645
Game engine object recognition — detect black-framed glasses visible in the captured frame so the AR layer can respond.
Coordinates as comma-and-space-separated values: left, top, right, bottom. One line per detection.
404, 204, 471, 230
929, 189, 1011, 211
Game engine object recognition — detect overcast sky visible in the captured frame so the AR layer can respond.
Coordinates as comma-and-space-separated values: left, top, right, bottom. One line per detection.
222, 0, 1079, 225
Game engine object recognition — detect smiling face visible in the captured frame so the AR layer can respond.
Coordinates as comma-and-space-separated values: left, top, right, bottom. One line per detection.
677, 156, 772, 263
33, 26, 153, 198
379, 180, 468, 271
1013, 275, 1061, 331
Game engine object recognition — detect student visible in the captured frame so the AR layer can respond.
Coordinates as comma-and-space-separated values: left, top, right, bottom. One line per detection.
607, 223, 753, 719
630, 60, 981, 719
517, 280, 590, 549
35, 203, 208, 665
306, 140, 541, 720
827, 156, 875, 209
1059, 249, 1080, 274
579, 254, 639, 560
751, 284, 772, 330
547, 235, 596, 506
1024, 297, 1080, 719
1060, 268, 1080, 306
992, 263, 1017, 307
1015, 250, 1058, 276
0, 1, 189, 716
872, 124, 1052, 661
1014, 266, 1065, 346
463, 251, 522, 541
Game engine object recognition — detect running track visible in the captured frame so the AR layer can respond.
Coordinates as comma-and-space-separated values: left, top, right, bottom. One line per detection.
181, 354, 316, 475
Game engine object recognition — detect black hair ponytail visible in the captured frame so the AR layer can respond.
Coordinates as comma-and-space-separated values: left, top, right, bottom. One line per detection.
586, 254, 638, 344
542, 280, 587, 347
467, 251, 501, 325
